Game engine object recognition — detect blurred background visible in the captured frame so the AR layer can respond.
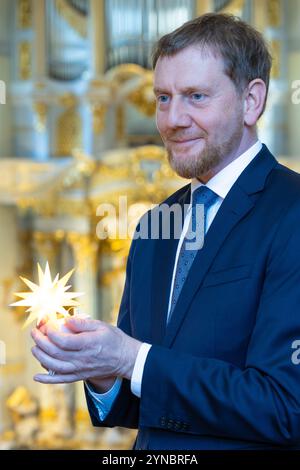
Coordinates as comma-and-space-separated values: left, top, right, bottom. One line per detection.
0, 0, 300, 450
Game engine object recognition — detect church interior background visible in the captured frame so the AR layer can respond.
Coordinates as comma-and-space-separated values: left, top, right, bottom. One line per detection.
0, 0, 300, 450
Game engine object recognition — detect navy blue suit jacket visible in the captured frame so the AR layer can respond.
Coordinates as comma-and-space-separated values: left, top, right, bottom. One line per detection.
86, 145, 300, 450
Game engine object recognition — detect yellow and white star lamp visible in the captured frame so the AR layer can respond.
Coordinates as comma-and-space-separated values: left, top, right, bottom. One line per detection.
10, 262, 83, 329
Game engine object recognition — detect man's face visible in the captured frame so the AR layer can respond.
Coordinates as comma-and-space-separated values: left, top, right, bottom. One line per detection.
154, 46, 246, 181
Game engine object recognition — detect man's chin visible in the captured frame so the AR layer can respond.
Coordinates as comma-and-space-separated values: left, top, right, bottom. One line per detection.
167, 149, 212, 179
169, 160, 202, 179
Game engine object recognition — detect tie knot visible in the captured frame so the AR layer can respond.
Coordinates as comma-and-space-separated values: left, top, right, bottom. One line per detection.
191, 185, 218, 209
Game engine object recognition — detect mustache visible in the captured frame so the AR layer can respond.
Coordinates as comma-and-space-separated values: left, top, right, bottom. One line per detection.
164, 131, 207, 141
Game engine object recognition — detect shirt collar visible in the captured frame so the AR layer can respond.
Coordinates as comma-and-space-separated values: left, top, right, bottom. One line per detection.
191, 140, 262, 200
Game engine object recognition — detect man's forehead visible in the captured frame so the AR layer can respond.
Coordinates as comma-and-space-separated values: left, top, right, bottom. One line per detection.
153, 48, 226, 91
154, 44, 223, 68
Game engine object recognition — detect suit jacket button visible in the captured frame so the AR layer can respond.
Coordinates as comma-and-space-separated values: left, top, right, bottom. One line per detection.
160, 417, 166, 427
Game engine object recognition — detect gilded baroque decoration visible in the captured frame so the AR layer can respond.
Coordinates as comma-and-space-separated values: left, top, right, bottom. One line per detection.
55, 0, 87, 37
18, 0, 32, 29
6, 386, 39, 448
66, 232, 98, 273
127, 73, 156, 117
220, 0, 245, 16
267, 0, 281, 28
19, 41, 31, 80
106, 63, 148, 85
92, 104, 107, 135
116, 105, 125, 142
131, 145, 177, 197
108, 64, 156, 117
9, 230, 34, 323
55, 94, 82, 156
105, 64, 159, 142
58, 93, 78, 109
72, 148, 96, 177
89, 145, 183, 213
32, 231, 61, 266
100, 266, 126, 287
18, 194, 92, 218
33, 102, 47, 132
270, 39, 281, 79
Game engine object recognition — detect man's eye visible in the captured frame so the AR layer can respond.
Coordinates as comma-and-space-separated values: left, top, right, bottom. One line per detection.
191, 93, 205, 101
157, 95, 169, 103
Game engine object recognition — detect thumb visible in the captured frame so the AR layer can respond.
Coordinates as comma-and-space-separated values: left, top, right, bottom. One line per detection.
65, 316, 99, 333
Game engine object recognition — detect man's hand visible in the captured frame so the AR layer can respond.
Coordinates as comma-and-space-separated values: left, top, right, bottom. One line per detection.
31, 317, 142, 385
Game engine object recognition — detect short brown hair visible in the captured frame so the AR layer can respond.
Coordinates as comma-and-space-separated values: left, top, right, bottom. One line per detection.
152, 13, 272, 111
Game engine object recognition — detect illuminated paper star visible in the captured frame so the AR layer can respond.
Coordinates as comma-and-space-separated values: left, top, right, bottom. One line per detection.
10, 262, 83, 328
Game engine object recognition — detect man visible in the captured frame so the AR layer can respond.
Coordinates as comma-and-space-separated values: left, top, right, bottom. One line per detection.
32, 14, 300, 450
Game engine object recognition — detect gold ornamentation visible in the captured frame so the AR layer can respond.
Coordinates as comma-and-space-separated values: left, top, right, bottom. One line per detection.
219, 0, 245, 15
19, 41, 31, 80
55, 108, 82, 157
33, 231, 61, 265
108, 65, 156, 116
267, 0, 281, 27
116, 105, 125, 141
39, 407, 58, 422
130, 145, 177, 196
100, 266, 126, 287
67, 232, 98, 273
74, 408, 90, 423
6, 386, 36, 410
106, 63, 148, 84
33, 102, 47, 132
89, 145, 183, 210
127, 74, 156, 117
1, 363, 25, 375
17, 196, 93, 218
270, 39, 281, 79
72, 148, 96, 177
55, 0, 87, 37
92, 104, 107, 134
1, 278, 14, 309
17, 197, 56, 217
18, 0, 32, 29
59, 93, 78, 109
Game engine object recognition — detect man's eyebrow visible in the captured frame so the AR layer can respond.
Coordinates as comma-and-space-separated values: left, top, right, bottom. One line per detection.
181, 86, 211, 94
153, 87, 167, 95
153, 86, 211, 95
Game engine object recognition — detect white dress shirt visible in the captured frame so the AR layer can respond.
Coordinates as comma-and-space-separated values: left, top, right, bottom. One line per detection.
87, 140, 262, 418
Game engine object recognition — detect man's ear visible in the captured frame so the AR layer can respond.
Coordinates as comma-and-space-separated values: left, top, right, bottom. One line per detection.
243, 79, 267, 126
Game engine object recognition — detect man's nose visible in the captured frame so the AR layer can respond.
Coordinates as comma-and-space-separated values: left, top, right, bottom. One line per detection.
166, 97, 191, 129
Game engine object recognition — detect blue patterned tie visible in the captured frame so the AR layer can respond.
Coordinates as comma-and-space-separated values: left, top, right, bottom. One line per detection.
168, 186, 219, 320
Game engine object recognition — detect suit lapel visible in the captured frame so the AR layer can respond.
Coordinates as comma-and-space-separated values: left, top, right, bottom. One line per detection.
150, 185, 190, 343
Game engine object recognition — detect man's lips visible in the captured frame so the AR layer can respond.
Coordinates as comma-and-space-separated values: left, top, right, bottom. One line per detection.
169, 137, 203, 144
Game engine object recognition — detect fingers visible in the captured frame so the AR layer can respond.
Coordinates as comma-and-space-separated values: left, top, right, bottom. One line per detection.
64, 317, 100, 333
34, 372, 80, 384
31, 327, 60, 357
31, 327, 77, 362
32, 318, 106, 352
44, 324, 90, 351
31, 345, 76, 375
